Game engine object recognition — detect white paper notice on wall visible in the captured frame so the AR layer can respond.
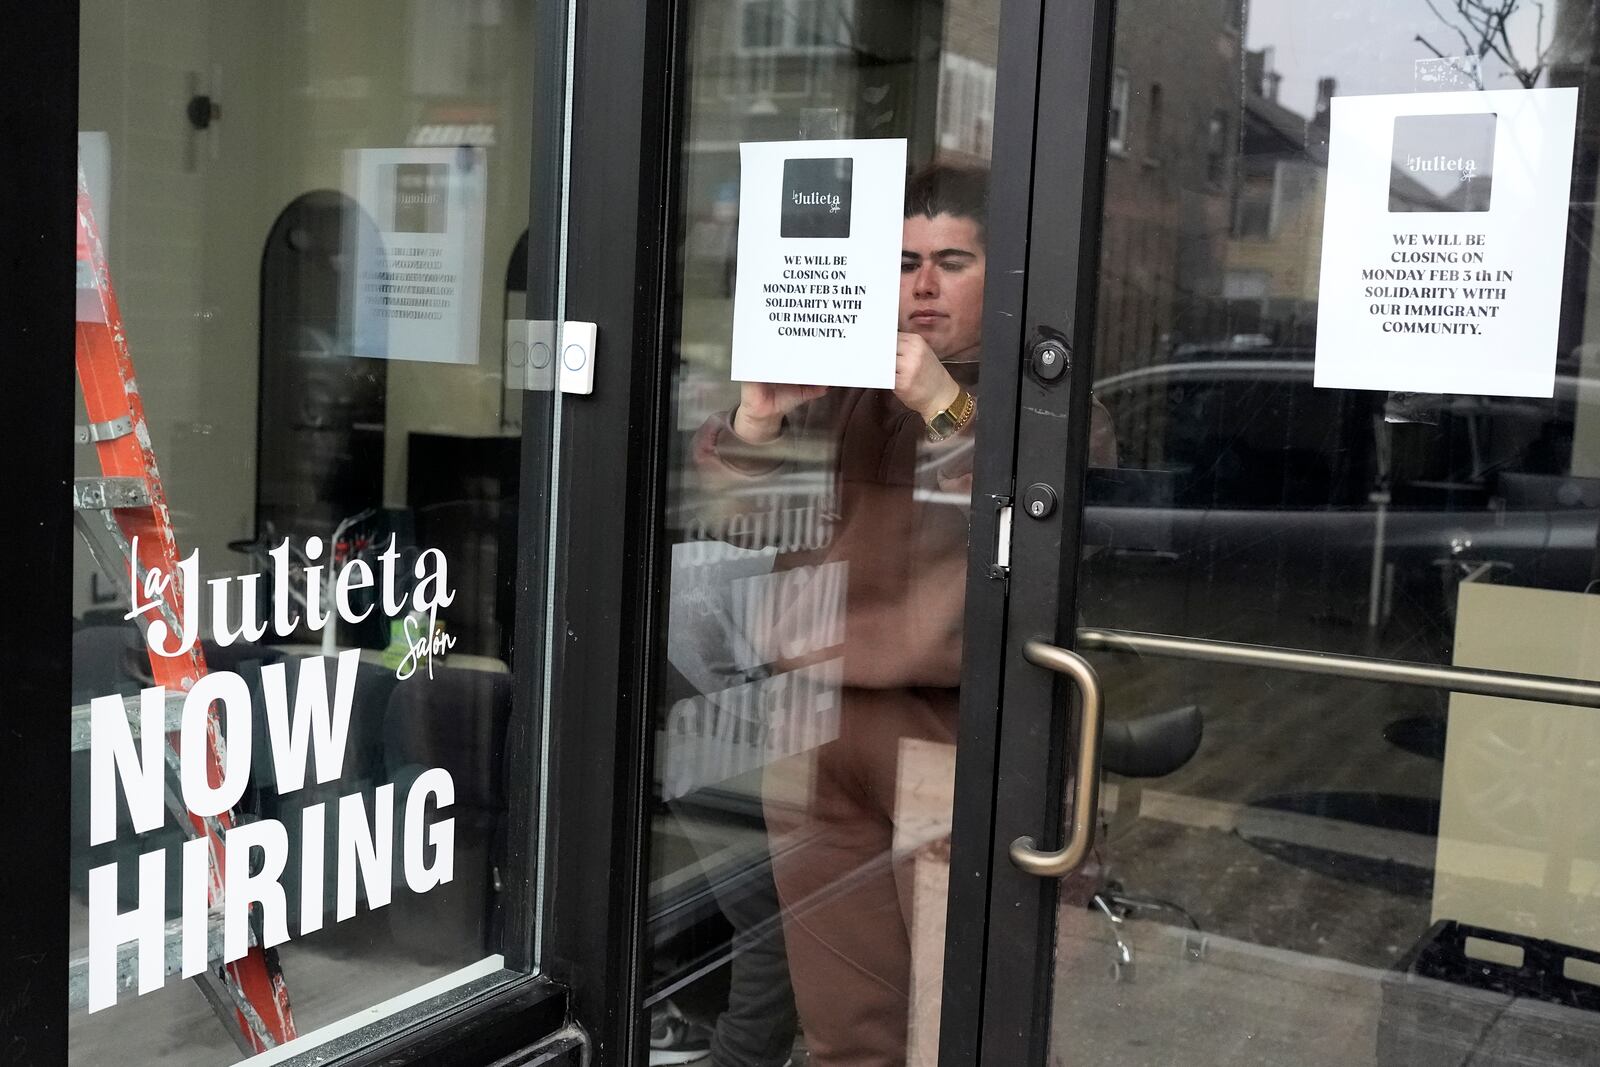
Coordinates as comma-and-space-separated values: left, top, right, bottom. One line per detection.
731, 138, 907, 390
1314, 88, 1577, 398
345, 146, 488, 364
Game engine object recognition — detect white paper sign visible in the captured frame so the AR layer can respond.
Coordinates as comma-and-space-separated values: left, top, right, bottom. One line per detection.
346, 147, 487, 364
731, 138, 908, 390
1314, 88, 1577, 398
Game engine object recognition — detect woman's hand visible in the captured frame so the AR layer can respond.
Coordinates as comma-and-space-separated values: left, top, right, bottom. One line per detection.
733, 380, 827, 444
895, 332, 961, 422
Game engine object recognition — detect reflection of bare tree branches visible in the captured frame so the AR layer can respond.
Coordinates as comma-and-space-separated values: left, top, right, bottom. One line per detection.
1414, 0, 1565, 88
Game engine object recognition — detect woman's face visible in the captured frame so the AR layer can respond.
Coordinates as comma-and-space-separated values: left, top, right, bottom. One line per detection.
900, 213, 987, 360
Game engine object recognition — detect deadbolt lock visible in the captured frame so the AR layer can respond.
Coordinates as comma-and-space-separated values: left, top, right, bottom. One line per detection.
1022, 483, 1058, 520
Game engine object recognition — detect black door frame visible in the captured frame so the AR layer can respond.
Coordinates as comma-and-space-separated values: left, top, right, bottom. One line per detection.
937, 0, 1053, 1055
555, 0, 1122, 1060
537, 0, 682, 1057
962, 0, 1119, 1058
3, 5, 79, 1061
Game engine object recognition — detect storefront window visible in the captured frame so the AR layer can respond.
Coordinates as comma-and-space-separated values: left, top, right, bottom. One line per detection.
70, 2, 558, 1060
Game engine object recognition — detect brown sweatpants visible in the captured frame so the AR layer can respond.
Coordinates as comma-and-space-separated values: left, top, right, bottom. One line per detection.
763, 685, 959, 1067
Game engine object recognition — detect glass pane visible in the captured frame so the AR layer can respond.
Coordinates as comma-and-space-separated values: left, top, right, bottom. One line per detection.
1068, 2, 1600, 1064
70, 1, 564, 1060
644, 0, 999, 1063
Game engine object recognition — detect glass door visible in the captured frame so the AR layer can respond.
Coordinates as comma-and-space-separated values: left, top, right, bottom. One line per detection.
986, 0, 1600, 1064
631, 0, 1042, 1064
62, 0, 576, 1061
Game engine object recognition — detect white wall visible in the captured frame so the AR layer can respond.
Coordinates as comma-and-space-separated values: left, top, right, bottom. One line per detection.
76, 0, 536, 619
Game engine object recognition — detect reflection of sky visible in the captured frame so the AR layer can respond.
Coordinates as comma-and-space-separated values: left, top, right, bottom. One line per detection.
1246, 0, 1546, 117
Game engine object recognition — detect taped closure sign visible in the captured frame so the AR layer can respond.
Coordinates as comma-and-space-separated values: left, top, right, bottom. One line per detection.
731, 138, 907, 391
1313, 88, 1577, 398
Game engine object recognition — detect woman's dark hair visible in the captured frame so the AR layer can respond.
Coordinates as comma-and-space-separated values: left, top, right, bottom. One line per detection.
904, 163, 990, 245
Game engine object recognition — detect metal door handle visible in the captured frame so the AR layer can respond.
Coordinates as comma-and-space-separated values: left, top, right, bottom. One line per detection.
1076, 627, 1600, 709
1010, 640, 1104, 878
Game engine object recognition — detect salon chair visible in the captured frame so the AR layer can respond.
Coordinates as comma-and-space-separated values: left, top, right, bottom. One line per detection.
1091, 702, 1204, 982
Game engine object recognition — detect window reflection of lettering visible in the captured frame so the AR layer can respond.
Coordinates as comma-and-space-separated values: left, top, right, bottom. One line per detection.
661, 660, 843, 802
662, 537, 849, 797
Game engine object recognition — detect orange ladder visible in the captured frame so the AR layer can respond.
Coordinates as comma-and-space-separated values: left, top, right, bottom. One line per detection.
72, 166, 296, 1052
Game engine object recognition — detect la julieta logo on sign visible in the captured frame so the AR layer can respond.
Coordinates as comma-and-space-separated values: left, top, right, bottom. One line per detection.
1389, 112, 1498, 213
781, 157, 854, 238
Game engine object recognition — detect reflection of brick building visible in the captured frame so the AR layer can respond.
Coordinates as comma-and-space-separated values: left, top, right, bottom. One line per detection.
1551, 0, 1600, 368
1220, 63, 1330, 348
675, 0, 1000, 378
938, 0, 999, 162
679, 0, 998, 198
1221, 69, 1469, 346
1093, 0, 1244, 379
1551, 0, 1600, 470
678, 0, 1353, 386
679, 0, 951, 292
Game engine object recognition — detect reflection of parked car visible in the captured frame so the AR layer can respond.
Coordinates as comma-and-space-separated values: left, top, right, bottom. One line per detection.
1082, 349, 1600, 659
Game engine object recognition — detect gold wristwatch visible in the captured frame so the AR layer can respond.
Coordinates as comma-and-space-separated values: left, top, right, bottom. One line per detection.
925, 387, 976, 442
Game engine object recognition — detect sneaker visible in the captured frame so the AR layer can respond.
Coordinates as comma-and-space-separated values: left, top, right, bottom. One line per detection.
648, 1001, 713, 1065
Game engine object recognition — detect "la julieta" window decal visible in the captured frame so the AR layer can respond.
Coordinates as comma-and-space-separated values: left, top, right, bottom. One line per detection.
86, 537, 460, 1013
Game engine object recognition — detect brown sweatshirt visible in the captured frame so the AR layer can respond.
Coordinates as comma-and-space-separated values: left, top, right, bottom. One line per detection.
691, 362, 1115, 693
